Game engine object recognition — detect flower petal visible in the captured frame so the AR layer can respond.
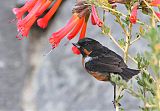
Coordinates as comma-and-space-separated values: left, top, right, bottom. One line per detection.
79, 18, 88, 40
37, 0, 62, 28
91, 14, 96, 25
72, 46, 80, 55
150, 0, 160, 6
155, 11, 160, 19
91, 5, 103, 27
18, 0, 45, 26
12, 0, 38, 19
36, 0, 53, 17
129, 3, 138, 24
49, 15, 79, 47
67, 17, 85, 40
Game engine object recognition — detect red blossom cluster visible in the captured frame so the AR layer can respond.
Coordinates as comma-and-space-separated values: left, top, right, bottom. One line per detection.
49, 1, 103, 54
12, 0, 160, 54
13, 0, 62, 39
12, 0, 103, 54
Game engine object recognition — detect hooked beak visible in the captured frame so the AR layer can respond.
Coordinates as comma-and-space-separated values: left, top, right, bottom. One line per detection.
72, 43, 80, 48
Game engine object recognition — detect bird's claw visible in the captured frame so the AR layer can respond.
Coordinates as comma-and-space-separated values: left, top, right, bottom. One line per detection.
112, 100, 121, 108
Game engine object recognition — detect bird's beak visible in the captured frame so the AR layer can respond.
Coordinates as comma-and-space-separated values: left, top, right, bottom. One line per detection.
72, 43, 80, 48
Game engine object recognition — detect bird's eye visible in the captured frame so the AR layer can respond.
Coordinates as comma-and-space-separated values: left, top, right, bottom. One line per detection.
85, 42, 91, 46
85, 43, 89, 46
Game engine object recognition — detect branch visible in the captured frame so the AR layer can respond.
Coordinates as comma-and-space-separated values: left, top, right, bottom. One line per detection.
124, 23, 132, 63
108, 33, 124, 51
130, 36, 141, 45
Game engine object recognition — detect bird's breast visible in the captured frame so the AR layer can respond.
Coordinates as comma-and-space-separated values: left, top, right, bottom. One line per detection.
89, 71, 110, 81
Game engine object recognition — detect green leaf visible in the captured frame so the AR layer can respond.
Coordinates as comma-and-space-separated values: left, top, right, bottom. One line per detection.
135, 53, 149, 69
118, 38, 126, 48
101, 25, 110, 34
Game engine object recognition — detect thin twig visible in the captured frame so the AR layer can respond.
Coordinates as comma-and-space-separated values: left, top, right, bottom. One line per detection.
103, 10, 106, 23
128, 55, 137, 63
108, 33, 124, 51
101, 5, 127, 17
130, 36, 141, 45
124, 23, 132, 63
143, 88, 147, 109
151, 14, 156, 27
114, 14, 128, 36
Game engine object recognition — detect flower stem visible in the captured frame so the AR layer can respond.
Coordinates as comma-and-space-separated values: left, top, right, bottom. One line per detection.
108, 33, 124, 51
124, 23, 132, 63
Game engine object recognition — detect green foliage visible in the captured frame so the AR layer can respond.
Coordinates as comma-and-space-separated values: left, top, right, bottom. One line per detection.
101, 25, 111, 34
111, 74, 127, 89
144, 28, 160, 76
133, 28, 160, 110
136, 72, 156, 96
118, 38, 125, 48
145, 28, 160, 50
135, 53, 149, 69
87, 0, 160, 110
121, 17, 130, 26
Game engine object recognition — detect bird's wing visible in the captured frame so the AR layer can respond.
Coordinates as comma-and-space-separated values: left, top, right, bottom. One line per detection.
101, 47, 127, 68
89, 49, 124, 66
85, 55, 123, 73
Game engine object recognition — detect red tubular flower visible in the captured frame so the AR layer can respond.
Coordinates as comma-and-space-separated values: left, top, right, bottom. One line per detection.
91, 5, 103, 27
67, 17, 85, 40
49, 14, 89, 47
18, 16, 37, 37
150, 0, 160, 6
49, 14, 80, 47
72, 45, 81, 55
129, 3, 138, 24
71, 17, 88, 55
12, 0, 62, 39
79, 19, 87, 40
91, 14, 96, 25
49, 1, 103, 55
12, 0, 38, 20
155, 11, 160, 19
49, 1, 91, 55
37, 0, 62, 28
36, 0, 53, 16
17, 0, 45, 27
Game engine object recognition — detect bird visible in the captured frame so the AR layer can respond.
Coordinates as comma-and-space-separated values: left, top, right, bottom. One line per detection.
72, 38, 140, 105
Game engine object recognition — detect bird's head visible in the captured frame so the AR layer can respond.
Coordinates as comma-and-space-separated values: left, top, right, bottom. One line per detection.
72, 38, 102, 57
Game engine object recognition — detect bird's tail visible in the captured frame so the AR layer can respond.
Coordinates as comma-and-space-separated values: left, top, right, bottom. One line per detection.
119, 68, 140, 81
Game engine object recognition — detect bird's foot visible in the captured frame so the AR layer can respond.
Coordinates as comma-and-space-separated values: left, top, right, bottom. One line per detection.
112, 100, 121, 108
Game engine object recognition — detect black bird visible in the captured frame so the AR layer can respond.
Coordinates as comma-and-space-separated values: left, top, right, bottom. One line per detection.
72, 38, 139, 104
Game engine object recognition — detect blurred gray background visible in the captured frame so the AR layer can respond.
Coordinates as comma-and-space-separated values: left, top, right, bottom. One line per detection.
0, 0, 149, 111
